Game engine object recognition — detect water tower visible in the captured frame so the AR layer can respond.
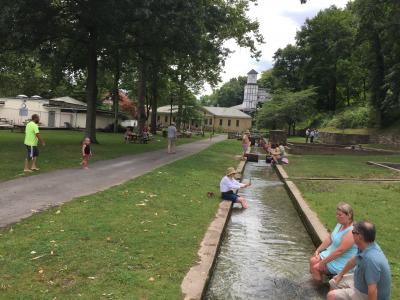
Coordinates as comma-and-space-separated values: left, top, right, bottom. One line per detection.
242, 69, 259, 112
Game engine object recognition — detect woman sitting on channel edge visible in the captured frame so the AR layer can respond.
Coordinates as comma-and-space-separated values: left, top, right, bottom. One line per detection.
220, 167, 251, 209
309, 202, 358, 283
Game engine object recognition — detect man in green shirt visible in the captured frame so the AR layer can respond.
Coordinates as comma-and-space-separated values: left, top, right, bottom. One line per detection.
24, 114, 45, 172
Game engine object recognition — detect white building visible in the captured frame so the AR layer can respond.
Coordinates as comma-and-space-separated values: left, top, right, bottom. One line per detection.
241, 69, 271, 113
0, 96, 120, 129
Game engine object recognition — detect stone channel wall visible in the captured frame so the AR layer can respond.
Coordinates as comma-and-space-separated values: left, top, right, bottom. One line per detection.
287, 143, 397, 156
180, 156, 247, 300
319, 132, 400, 146
275, 165, 329, 247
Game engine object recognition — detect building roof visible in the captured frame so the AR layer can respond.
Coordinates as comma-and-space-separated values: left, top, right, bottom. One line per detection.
247, 69, 258, 75
230, 104, 244, 110
51, 96, 87, 107
157, 105, 179, 114
203, 106, 252, 119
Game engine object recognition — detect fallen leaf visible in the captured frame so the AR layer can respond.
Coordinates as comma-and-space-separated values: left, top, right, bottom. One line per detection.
139, 191, 145, 194
38, 269, 44, 274
55, 210, 61, 214
31, 254, 46, 260
88, 276, 96, 280
148, 277, 155, 282
30, 251, 37, 254
136, 203, 146, 206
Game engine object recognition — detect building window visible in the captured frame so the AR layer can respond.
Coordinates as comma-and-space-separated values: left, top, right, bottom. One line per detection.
165, 116, 168, 123
209, 118, 212, 125
157, 115, 160, 121
204, 119, 208, 125
236, 120, 240, 127
228, 120, 231, 127
219, 119, 223, 126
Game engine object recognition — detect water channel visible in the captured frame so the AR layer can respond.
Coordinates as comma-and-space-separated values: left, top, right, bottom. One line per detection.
206, 159, 326, 300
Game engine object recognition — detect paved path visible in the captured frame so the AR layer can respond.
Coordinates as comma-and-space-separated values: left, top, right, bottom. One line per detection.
0, 135, 226, 228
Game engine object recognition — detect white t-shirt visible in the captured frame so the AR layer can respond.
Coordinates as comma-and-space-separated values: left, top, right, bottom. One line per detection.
220, 176, 245, 192
167, 125, 177, 138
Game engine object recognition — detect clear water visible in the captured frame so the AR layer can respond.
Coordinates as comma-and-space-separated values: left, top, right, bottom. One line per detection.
205, 160, 325, 300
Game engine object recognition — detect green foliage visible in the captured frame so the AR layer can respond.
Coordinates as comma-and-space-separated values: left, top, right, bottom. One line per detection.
200, 76, 247, 107
323, 106, 376, 129
256, 88, 317, 134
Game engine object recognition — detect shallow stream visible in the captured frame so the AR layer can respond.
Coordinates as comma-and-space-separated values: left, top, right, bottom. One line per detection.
205, 160, 325, 300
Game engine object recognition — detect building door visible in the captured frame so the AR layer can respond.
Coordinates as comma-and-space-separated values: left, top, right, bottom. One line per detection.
48, 111, 56, 127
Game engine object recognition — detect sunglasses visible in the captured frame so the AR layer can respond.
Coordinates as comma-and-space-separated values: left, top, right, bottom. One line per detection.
352, 230, 360, 235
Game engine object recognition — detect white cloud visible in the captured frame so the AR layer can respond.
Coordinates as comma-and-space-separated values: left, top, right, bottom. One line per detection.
202, 0, 350, 95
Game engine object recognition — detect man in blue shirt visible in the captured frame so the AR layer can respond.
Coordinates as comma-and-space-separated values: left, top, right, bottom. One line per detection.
327, 221, 391, 300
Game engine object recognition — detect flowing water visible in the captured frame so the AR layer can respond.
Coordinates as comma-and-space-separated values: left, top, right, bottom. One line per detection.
205, 160, 326, 300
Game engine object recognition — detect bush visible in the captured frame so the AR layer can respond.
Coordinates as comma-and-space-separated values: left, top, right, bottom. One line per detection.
324, 106, 375, 129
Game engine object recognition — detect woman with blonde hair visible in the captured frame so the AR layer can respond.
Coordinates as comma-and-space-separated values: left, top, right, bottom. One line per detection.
309, 202, 358, 282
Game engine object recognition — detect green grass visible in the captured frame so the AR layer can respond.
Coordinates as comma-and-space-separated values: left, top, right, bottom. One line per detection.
0, 139, 239, 299
362, 144, 400, 152
296, 181, 400, 299
287, 136, 307, 143
285, 154, 400, 179
0, 130, 206, 182
283, 153, 400, 298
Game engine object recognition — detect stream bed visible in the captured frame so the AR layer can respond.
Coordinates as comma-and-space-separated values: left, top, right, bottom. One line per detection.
205, 160, 326, 300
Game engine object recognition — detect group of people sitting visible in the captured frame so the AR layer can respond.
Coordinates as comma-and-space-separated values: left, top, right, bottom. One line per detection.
124, 126, 150, 144
261, 140, 288, 164
218, 171, 392, 299
311, 202, 391, 300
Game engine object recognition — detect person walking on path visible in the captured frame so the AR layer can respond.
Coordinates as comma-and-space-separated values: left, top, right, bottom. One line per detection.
242, 130, 250, 160
23, 114, 45, 172
80, 137, 92, 169
220, 167, 251, 208
327, 220, 391, 300
305, 128, 310, 143
167, 122, 177, 154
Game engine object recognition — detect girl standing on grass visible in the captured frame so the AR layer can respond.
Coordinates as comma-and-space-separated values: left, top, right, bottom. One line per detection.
80, 137, 92, 169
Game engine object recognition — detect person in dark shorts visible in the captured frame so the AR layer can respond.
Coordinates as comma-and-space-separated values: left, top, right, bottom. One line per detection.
219, 167, 251, 208
80, 137, 92, 169
24, 114, 45, 172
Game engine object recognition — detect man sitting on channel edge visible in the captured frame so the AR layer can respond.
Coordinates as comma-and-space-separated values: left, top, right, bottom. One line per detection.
327, 220, 391, 300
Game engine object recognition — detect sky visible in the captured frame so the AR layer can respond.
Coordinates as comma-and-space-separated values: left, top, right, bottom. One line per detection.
202, 0, 350, 95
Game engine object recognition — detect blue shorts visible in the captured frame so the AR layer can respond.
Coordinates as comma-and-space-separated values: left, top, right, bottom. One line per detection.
25, 145, 39, 160
221, 191, 239, 202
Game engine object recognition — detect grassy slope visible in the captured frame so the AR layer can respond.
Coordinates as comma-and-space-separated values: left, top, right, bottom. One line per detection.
0, 130, 205, 182
284, 155, 400, 298
0, 140, 239, 299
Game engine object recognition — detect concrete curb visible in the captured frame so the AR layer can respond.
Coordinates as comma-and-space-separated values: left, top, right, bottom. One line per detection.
275, 165, 329, 246
180, 152, 248, 300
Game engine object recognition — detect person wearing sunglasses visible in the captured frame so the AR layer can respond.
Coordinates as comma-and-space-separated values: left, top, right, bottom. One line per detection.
327, 221, 391, 300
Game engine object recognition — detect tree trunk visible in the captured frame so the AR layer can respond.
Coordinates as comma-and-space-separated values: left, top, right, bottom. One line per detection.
371, 32, 386, 126
176, 75, 185, 131
150, 80, 158, 134
137, 61, 147, 134
112, 52, 120, 133
85, 29, 98, 143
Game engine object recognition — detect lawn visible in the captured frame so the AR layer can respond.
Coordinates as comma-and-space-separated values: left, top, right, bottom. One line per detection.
0, 130, 206, 182
284, 154, 400, 179
283, 154, 400, 298
0, 139, 239, 299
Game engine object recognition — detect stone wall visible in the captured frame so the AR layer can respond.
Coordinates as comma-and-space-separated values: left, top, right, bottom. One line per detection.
288, 143, 397, 156
269, 130, 287, 145
370, 134, 400, 146
319, 132, 370, 145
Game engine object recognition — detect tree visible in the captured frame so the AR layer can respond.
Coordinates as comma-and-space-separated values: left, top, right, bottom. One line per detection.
257, 88, 317, 135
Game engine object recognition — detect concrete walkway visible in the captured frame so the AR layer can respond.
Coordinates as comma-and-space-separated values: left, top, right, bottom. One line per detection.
0, 135, 226, 228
